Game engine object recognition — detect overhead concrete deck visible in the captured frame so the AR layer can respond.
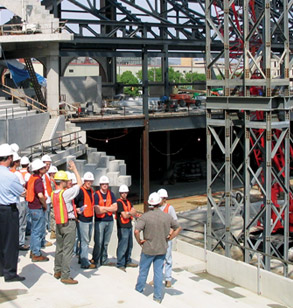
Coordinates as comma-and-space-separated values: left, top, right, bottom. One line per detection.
0, 228, 289, 308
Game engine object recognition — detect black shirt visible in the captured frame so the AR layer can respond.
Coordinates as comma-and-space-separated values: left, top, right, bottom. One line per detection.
116, 199, 133, 229
74, 188, 95, 223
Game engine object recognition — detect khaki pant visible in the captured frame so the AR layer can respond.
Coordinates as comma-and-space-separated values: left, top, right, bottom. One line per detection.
54, 220, 76, 279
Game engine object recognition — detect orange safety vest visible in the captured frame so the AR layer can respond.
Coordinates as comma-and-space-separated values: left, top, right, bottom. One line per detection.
10, 168, 16, 173
116, 198, 132, 224
19, 168, 29, 180
26, 175, 43, 203
52, 190, 68, 224
162, 204, 171, 214
80, 187, 94, 217
95, 190, 113, 218
44, 173, 52, 196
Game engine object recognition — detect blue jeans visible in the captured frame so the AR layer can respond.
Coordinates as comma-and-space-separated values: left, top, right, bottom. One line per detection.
135, 253, 165, 301
78, 221, 93, 267
92, 220, 113, 265
29, 208, 45, 256
44, 203, 51, 232
116, 227, 133, 268
164, 241, 173, 281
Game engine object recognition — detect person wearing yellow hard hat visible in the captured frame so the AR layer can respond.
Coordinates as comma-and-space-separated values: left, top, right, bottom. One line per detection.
52, 161, 82, 285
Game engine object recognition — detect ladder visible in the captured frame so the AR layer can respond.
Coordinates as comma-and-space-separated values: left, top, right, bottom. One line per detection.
24, 58, 46, 108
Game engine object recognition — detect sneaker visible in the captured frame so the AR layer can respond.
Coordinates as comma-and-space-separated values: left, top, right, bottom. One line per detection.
61, 278, 78, 285
54, 272, 61, 279
153, 298, 162, 304
165, 281, 172, 288
117, 267, 126, 272
32, 255, 49, 262
19, 245, 30, 251
126, 262, 138, 268
45, 241, 53, 247
50, 231, 56, 239
5, 275, 25, 282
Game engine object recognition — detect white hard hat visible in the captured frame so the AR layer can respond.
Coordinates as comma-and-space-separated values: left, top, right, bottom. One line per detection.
71, 173, 77, 184
158, 188, 168, 198
41, 154, 52, 162
99, 175, 109, 184
31, 159, 46, 172
65, 171, 72, 180
83, 171, 94, 181
119, 184, 129, 193
0, 143, 13, 157
48, 165, 58, 173
10, 143, 19, 153
20, 156, 30, 165
13, 152, 21, 162
148, 192, 162, 206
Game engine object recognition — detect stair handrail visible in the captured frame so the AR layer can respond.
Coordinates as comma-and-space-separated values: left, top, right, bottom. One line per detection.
1, 84, 48, 113
21, 130, 82, 157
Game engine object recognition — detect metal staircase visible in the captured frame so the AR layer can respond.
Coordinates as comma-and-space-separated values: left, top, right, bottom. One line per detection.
24, 58, 46, 107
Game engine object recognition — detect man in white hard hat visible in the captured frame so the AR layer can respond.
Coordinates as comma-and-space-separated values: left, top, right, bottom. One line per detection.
26, 159, 49, 262
158, 188, 177, 288
10, 153, 30, 251
74, 171, 96, 269
41, 154, 53, 246
92, 175, 117, 267
0, 143, 26, 282
52, 161, 82, 285
48, 165, 58, 239
115, 184, 138, 272
135, 192, 181, 303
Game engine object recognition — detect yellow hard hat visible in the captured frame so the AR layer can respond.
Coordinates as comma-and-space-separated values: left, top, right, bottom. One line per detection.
54, 170, 68, 181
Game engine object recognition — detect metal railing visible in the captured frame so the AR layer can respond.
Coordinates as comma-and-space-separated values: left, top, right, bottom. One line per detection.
1, 84, 47, 113
21, 131, 82, 159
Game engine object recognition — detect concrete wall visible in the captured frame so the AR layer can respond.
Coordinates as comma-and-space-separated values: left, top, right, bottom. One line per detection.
0, 112, 49, 148
175, 240, 293, 308
60, 76, 102, 111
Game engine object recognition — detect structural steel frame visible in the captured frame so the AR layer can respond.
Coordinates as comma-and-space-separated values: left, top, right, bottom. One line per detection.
206, 0, 293, 274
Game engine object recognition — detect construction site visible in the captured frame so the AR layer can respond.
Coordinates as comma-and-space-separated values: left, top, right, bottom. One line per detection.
0, 1, 293, 307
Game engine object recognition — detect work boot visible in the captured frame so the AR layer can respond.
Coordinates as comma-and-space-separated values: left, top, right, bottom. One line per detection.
19, 244, 30, 251
126, 262, 138, 268
45, 241, 53, 247
54, 272, 61, 279
61, 278, 78, 285
148, 280, 154, 286
165, 281, 172, 288
81, 263, 96, 269
32, 255, 49, 262
50, 231, 56, 239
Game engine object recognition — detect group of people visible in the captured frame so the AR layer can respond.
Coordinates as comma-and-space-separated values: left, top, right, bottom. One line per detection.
0, 142, 181, 303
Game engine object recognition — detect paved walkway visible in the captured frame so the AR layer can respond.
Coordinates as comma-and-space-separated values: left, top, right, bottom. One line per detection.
0, 232, 288, 308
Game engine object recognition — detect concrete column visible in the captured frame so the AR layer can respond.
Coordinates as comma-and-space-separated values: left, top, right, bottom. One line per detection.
46, 46, 60, 117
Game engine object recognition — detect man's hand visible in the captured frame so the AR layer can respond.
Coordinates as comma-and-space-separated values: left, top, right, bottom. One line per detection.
67, 160, 76, 171
139, 239, 146, 246
21, 188, 27, 197
130, 207, 137, 216
43, 204, 47, 212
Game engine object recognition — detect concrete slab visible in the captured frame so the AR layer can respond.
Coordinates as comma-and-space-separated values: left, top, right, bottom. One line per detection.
0, 232, 287, 308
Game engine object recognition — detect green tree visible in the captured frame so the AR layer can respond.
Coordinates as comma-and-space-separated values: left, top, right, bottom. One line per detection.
184, 71, 206, 83
136, 67, 162, 82
117, 71, 140, 96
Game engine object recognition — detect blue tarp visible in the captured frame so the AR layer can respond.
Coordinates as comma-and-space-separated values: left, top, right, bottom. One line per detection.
7, 63, 47, 87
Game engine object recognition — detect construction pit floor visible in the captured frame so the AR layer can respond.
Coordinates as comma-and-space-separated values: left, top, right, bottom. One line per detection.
1, 192, 291, 308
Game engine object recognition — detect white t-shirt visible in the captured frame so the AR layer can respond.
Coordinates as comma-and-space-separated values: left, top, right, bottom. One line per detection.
160, 203, 177, 220
54, 185, 80, 219
42, 173, 52, 204
14, 171, 25, 202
